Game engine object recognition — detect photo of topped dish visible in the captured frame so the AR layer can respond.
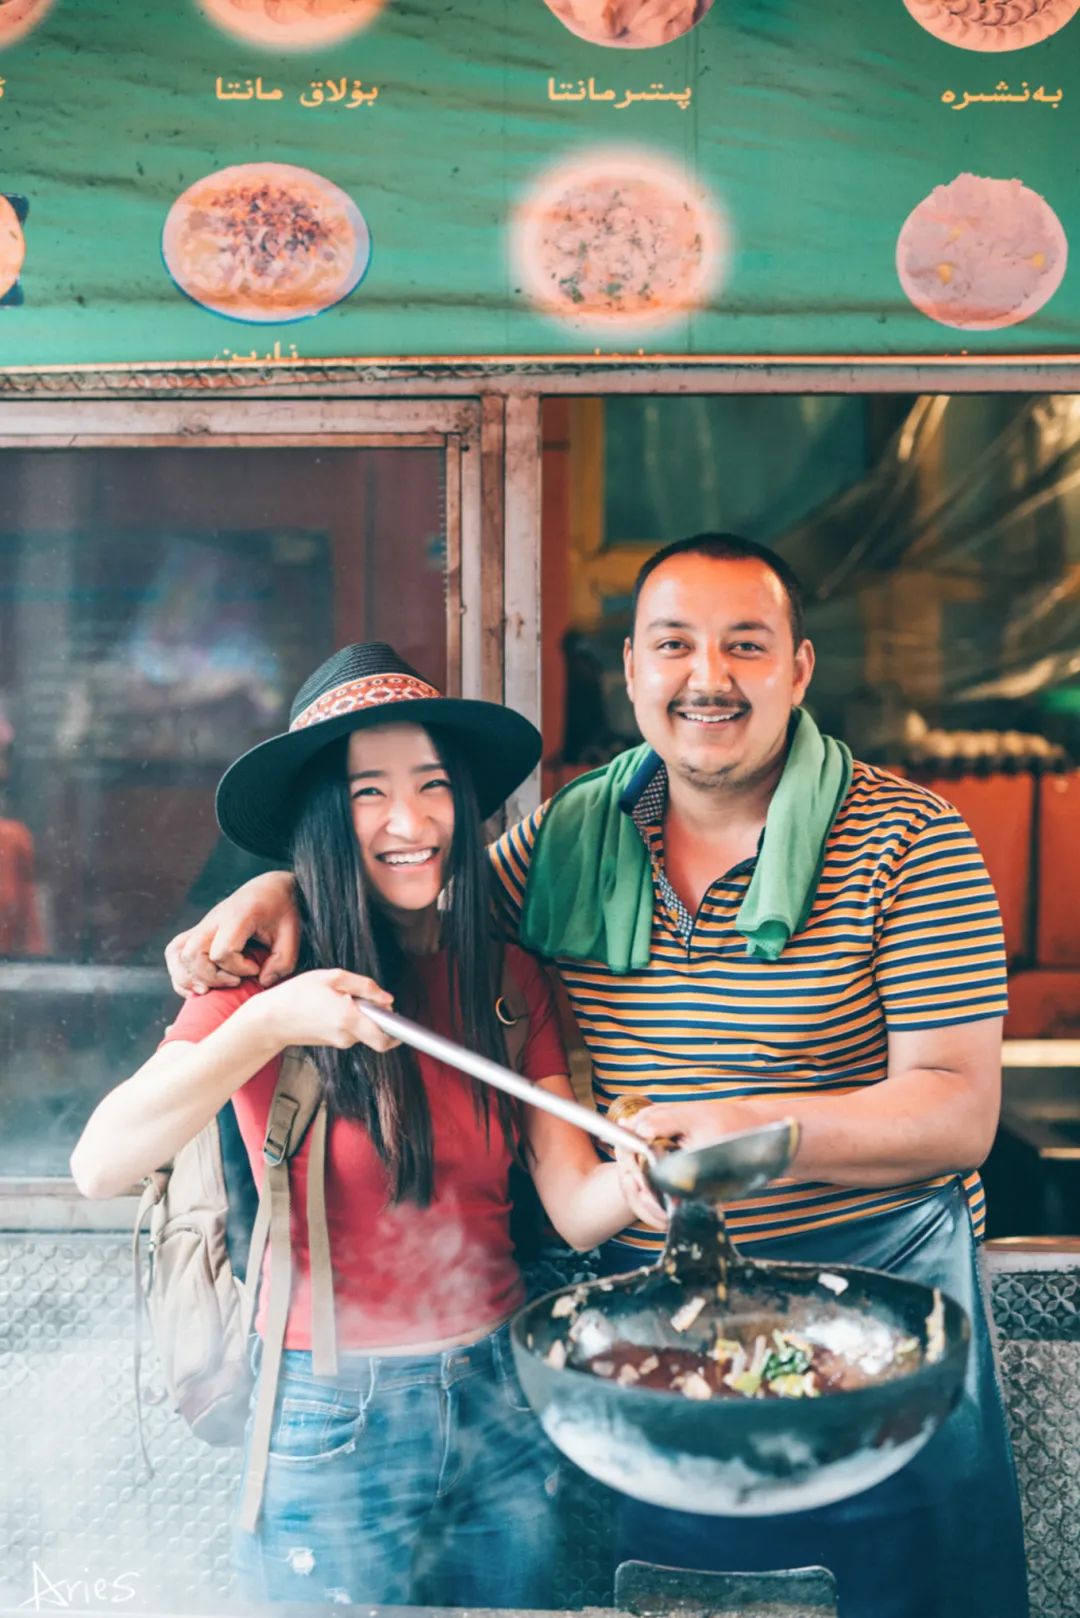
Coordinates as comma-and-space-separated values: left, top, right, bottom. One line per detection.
197, 0, 387, 50
512, 149, 725, 329
541, 0, 714, 48
0, 0, 54, 48
901, 0, 1080, 50
896, 172, 1067, 331
0, 194, 26, 300
162, 162, 371, 324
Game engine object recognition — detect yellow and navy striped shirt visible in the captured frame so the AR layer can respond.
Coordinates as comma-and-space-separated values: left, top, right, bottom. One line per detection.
491, 753, 1008, 1250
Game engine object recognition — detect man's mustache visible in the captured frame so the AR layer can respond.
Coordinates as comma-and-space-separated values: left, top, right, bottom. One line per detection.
669, 697, 750, 714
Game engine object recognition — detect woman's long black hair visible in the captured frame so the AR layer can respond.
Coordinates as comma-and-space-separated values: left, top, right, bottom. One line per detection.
289, 727, 519, 1205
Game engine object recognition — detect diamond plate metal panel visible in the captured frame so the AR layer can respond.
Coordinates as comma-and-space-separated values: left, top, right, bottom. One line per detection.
998, 1339, 1080, 1618
989, 1265, 1080, 1618
0, 1234, 240, 1613
1, 1234, 1078, 1616
991, 1268, 1080, 1344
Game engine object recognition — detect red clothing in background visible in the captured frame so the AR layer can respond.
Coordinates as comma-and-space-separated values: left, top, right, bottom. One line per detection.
162, 945, 567, 1350
0, 819, 45, 955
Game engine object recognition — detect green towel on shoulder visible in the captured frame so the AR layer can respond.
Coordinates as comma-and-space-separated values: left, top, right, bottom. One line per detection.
519, 709, 852, 972
519, 743, 657, 974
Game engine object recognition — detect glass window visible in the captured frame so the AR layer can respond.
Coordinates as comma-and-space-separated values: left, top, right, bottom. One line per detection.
543, 393, 1080, 775
0, 445, 447, 1177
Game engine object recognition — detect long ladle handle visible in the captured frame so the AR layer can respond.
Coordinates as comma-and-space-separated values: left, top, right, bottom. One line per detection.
360, 1001, 658, 1165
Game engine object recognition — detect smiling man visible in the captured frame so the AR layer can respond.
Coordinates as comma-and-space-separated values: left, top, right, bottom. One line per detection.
621, 543, 816, 928
167, 534, 1028, 1618
630, 545, 814, 790
491, 534, 1026, 1618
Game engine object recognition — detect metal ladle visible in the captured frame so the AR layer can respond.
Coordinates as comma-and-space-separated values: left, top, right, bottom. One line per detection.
361, 1001, 970, 1516
359, 1000, 796, 1206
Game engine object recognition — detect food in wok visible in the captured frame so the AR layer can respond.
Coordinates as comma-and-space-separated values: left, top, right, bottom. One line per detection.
541, 0, 714, 48
332, 1010, 970, 1517
902, 0, 1080, 51
574, 1315, 926, 1400
198, 0, 387, 49
0, 0, 53, 47
513, 150, 724, 327
162, 162, 370, 323
513, 1141, 964, 1518
0, 194, 26, 299
514, 1253, 966, 1515
896, 171, 1067, 331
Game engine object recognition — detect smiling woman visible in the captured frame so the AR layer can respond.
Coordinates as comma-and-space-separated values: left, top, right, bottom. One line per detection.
71, 639, 659, 1609
346, 725, 455, 926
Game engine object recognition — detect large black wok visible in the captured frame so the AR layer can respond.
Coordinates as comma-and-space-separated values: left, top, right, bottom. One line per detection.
511, 1146, 970, 1516
359, 1003, 971, 1517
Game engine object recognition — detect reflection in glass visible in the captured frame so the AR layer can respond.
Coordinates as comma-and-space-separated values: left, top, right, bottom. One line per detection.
0, 445, 446, 1176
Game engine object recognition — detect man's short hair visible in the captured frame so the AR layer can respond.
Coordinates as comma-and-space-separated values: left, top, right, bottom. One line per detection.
630, 533, 807, 647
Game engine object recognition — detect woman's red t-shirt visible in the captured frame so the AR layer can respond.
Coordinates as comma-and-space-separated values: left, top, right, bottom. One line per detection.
161, 946, 568, 1350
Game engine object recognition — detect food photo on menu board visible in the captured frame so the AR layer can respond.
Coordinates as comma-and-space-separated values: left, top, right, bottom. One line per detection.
901, 0, 1080, 49
511, 148, 726, 331
0, 193, 26, 306
0, 0, 1077, 364
0, 0, 52, 46
197, 0, 387, 49
896, 172, 1068, 332
541, 0, 714, 48
161, 163, 372, 324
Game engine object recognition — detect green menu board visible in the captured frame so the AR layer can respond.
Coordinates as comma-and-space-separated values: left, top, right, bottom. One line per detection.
0, 0, 1076, 368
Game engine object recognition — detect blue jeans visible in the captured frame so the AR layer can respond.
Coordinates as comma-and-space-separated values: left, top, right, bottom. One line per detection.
600, 1183, 1029, 1618
233, 1321, 561, 1607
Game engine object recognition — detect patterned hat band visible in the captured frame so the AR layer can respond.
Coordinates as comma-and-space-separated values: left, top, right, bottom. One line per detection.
216, 642, 542, 858
290, 672, 443, 732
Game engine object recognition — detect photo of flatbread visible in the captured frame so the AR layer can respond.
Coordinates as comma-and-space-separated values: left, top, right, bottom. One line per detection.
162, 163, 370, 324
198, 0, 387, 49
896, 173, 1067, 331
541, 0, 715, 47
0, 195, 25, 299
901, 0, 1080, 50
513, 151, 725, 328
0, 0, 54, 48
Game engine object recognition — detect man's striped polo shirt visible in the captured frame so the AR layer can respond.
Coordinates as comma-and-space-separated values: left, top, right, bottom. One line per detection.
490, 751, 1008, 1252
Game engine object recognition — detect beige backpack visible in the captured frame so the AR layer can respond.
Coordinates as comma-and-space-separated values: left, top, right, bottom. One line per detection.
134, 968, 529, 1532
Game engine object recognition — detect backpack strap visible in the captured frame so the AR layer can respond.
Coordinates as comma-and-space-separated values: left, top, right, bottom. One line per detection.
241, 1053, 327, 1342
132, 1170, 168, 1479
239, 1050, 327, 1535
496, 954, 530, 1073
304, 1096, 336, 1377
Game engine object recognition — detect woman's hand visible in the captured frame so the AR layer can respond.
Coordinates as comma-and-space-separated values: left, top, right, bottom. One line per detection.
165, 872, 302, 996
252, 969, 400, 1053
613, 1142, 669, 1230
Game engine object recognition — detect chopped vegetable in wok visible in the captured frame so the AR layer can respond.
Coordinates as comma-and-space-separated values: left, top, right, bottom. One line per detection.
576, 1323, 923, 1402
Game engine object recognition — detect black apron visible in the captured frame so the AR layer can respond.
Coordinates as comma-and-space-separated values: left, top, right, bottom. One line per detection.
599, 1182, 1030, 1618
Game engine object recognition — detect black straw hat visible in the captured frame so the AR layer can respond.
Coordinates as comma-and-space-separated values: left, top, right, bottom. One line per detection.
216, 642, 542, 859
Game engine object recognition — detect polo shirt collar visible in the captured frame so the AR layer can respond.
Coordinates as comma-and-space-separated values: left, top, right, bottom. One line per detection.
617, 747, 665, 819
621, 746, 764, 873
